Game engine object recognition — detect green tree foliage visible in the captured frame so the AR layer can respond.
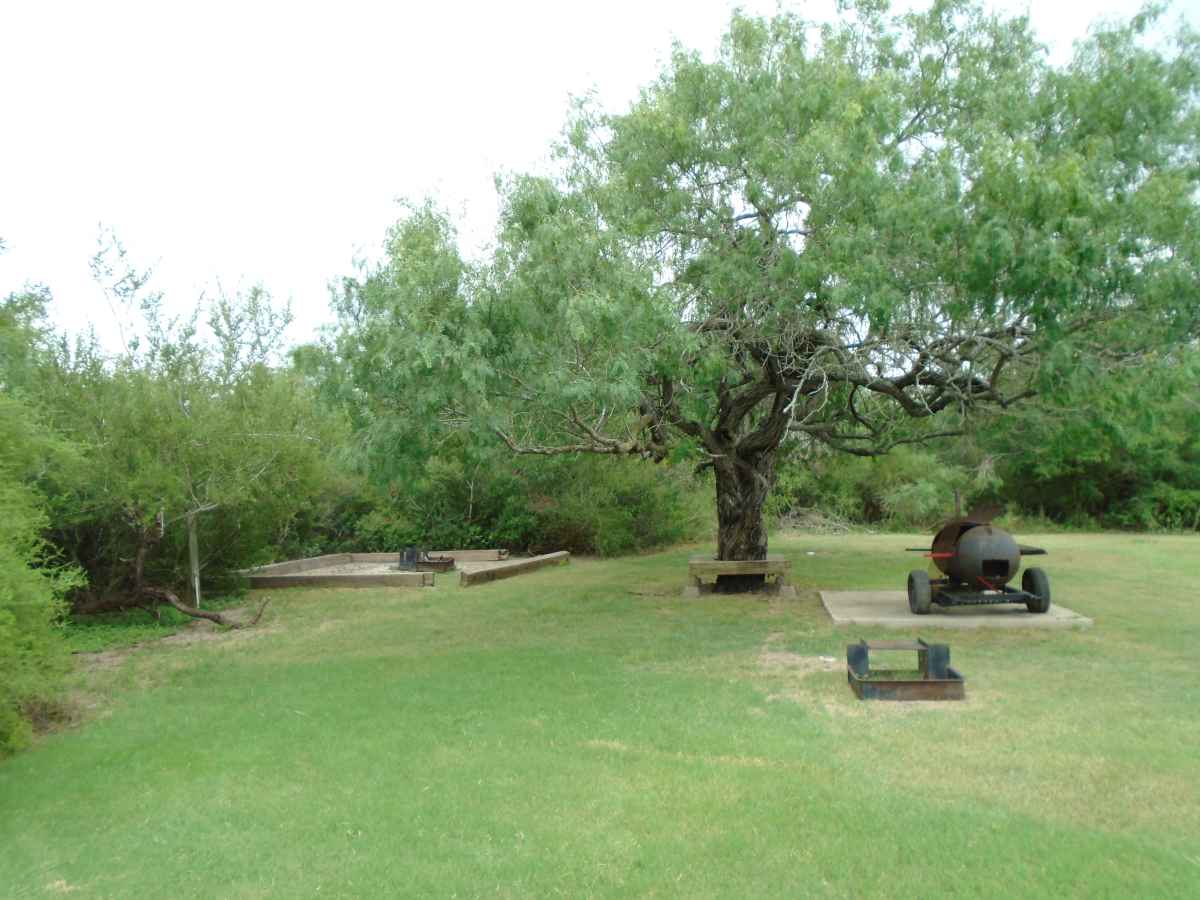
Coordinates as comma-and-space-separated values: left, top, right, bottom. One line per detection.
980, 347, 1200, 529
27, 241, 348, 609
333, 1, 1200, 560
0, 294, 82, 753
339, 450, 712, 557
303, 204, 474, 486
308, 204, 713, 556
768, 442, 1001, 528
768, 349, 1200, 532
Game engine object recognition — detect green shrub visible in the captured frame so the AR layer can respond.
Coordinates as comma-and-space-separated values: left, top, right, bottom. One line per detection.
0, 470, 79, 755
769, 445, 1000, 531
293, 453, 712, 558
524, 456, 712, 556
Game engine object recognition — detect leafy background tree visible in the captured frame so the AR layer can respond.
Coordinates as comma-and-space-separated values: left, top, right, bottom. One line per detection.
975, 348, 1200, 529
40, 245, 348, 613
323, 0, 1200, 569
299, 204, 713, 558
0, 292, 83, 752
767, 346, 1200, 531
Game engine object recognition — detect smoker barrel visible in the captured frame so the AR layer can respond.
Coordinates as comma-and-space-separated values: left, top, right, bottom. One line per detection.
906, 505, 1051, 612
949, 525, 1020, 586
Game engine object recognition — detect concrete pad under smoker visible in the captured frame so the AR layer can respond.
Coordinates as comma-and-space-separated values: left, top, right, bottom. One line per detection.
819, 591, 1093, 629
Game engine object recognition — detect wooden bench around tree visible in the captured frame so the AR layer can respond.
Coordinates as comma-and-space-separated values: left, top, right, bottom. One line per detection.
685, 554, 796, 598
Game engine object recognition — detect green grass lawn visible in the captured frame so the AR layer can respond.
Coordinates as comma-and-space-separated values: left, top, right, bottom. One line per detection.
3, 533, 1199, 898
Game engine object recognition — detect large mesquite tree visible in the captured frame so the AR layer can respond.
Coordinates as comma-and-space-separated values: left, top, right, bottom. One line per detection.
347, 1, 1200, 562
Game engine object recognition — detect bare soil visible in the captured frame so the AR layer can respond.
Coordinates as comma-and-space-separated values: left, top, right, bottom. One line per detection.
304, 561, 409, 575
298, 560, 511, 576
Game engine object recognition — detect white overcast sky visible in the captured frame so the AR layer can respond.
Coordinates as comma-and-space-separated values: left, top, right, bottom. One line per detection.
2, 0, 1197, 351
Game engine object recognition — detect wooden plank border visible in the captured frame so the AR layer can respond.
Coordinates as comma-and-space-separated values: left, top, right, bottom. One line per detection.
459, 551, 570, 587
246, 571, 434, 590
243, 554, 352, 576
431, 549, 509, 561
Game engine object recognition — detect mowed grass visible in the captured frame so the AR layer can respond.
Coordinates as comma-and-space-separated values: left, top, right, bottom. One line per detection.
2, 533, 1198, 898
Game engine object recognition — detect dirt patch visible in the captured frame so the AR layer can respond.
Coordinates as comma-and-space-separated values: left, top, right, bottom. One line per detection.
758, 649, 841, 674
585, 738, 631, 752
290, 559, 516, 578
304, 561, 405, 576
757, 632, 840, 675
157, 612, 280, 647
74, 648, 130, 674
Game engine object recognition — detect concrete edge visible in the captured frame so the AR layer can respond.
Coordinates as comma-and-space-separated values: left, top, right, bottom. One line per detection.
818, 591, 1094, 630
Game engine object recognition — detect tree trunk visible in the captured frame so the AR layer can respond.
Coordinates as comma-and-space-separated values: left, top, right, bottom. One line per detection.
713, 449, 776, 592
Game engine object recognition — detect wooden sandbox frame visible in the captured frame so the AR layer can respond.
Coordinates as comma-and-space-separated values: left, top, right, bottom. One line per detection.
458, 551, 570, 587
243, 550, 510, 589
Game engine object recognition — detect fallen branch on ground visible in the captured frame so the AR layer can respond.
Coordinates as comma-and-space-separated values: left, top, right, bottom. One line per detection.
140, 587, 271, 629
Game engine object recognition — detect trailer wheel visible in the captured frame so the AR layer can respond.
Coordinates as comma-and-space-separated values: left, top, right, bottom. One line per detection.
908, 570, 932, 615
1023, 567, 1051, 613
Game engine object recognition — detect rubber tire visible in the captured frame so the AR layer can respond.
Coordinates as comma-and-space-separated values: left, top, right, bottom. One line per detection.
1023, 567, 1051, 613
908, 570, 932, 615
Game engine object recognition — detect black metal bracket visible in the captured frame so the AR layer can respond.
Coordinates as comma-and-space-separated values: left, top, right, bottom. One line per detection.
846, 639, 965, 700
933, 583, 1036, 607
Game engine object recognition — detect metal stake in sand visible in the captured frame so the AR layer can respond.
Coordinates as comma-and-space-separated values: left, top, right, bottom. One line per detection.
187, 511, 201, 608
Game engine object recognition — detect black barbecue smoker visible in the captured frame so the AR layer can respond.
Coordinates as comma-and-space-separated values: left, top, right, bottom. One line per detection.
905, 505, 1051, 615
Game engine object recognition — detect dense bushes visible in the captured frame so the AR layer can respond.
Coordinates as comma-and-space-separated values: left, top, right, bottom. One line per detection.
0, 395, 80, 754
767, 349, 1200, 532
300, 453, 712, 558
767, 445, 1000, 531
2, 274, 349, 593
500, 456, 712, 556
980, 352, 1200, 530
41, 350, 347, 601
0, 485, 76, 754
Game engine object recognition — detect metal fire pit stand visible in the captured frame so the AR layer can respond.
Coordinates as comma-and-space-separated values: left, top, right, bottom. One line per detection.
396, 547, 456, 573
846, 639, 965, 700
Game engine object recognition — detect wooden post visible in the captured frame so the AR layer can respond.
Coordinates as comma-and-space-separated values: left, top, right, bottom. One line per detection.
187, 512, 201, 609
